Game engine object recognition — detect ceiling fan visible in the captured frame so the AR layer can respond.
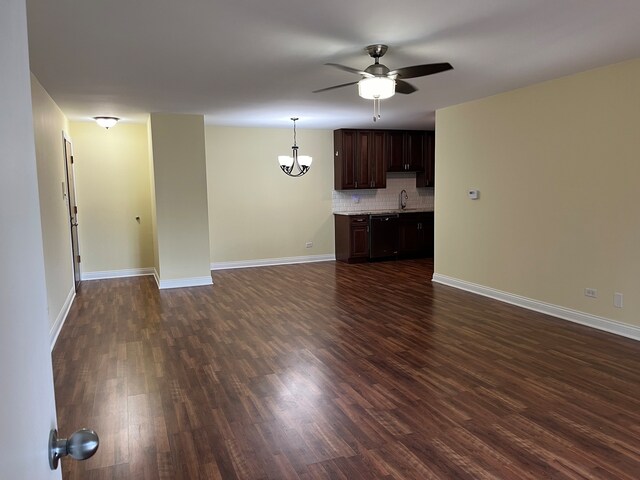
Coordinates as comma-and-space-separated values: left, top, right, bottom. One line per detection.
313, 44, 453, 121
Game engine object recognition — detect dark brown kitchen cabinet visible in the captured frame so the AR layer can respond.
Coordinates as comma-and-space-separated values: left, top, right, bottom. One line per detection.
335, 212, 433, 263
416, 130, 435, 187
398, 212, 434, 257
386, 130, 426, 172
334, 129, 357, 189
334, 214, 369, 263
334, 129, 386, 190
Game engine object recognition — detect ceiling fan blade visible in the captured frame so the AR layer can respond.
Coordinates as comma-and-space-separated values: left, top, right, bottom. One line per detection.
395, 79, 417, 94
312, 81, 359, 93
325, 63, 369, 76
390, 62, 453, 79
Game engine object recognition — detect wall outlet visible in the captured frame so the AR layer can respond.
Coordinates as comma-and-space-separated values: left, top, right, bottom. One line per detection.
351, 195, 360, 204
584, 288, 597, 298
614, 292, 623, 308
305, 241, 313, 248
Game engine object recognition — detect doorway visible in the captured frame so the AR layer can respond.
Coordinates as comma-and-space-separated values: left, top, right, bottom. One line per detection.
63, 135, 81, 290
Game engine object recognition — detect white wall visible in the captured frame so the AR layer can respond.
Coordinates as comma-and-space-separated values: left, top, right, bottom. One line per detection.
435, 58, 640, 331
0, 1, 61, 477
149, 113, 211, 285
30, 75, 74, 336
205, 126, 334, 265
70, 121, 154, 276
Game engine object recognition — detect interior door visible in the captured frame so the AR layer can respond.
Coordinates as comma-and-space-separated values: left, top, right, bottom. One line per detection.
1, 2, 61, 477
63, 137, 81, 289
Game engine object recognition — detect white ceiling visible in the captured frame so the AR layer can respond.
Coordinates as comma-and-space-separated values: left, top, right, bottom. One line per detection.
26, 0, 640, 130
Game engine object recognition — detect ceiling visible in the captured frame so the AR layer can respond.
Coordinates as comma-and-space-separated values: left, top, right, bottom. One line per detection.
26, 0, 640, 130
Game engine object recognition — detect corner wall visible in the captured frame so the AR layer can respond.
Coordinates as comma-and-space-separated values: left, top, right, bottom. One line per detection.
205, 126, 334, 267
435, 58, 640, 331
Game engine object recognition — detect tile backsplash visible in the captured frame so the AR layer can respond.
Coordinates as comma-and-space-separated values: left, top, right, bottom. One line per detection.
332, 173, 434, 213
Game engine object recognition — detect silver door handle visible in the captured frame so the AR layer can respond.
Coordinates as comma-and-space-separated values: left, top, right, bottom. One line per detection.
49, 428, 99, 470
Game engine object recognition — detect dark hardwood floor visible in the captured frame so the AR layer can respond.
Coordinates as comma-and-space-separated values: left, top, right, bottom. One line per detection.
53, 259, 640, 479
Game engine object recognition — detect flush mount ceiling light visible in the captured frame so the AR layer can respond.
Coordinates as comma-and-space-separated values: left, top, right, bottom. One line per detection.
93, 116, 119, 129
313, 44, 453, 122
278, 117, 312, 177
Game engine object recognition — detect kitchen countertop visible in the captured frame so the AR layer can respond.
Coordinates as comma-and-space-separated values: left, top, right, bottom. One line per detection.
333, 208, 434, 216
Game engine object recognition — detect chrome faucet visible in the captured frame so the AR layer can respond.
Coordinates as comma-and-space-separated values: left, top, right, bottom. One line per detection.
400, 189, 408, 209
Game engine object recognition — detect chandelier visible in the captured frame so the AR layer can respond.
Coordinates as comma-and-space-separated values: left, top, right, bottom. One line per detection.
278, 118, 312, 177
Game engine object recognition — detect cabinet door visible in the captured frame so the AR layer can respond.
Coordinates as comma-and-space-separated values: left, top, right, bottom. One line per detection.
334, 129, 357, 190
370, 130, 386, 188
351, 224, 369, 258
385, 131, 405, 172
416, 131, 435, 187
406, 131, 425, 172
355, 130, 371, 189
398, 214, 421, 256
420, 212, 434, 257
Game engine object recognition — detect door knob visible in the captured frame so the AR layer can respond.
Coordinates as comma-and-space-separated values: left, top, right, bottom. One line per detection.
49, 428, 99, 470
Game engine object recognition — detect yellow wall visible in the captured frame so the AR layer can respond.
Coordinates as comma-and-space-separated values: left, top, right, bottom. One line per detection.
149, 113, 211, 282
30, 74, 73, 334
69, 121, 154, 274
205, 126, 334, 263
146, 117, 160, 275
435, 58, 640, 328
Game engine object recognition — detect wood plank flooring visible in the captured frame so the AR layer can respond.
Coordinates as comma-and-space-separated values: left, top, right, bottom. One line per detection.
52, 259, 640, 479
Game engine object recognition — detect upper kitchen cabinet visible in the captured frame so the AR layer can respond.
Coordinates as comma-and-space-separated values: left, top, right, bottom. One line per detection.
334, 129, 386, 190
416, 130, 435, 187
385, 130, 426, 173
334, 129, 357, 189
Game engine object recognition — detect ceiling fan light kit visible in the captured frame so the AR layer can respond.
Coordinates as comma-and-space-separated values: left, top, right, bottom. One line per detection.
358, 76, 396, 100
314, 44, 453, 122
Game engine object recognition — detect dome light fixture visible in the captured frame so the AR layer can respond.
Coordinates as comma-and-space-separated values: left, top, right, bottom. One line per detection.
93, 116, 120, 129
278, 117, 312, 177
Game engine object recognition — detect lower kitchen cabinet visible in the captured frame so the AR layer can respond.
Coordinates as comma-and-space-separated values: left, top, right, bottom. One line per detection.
398, 212, 434, 257
334, 215, 369, 263
335, 212, 433, 263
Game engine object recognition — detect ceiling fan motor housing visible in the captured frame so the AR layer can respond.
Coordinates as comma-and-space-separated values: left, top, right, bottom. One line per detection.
365, 63, 391, 76
366, 44, 388, 59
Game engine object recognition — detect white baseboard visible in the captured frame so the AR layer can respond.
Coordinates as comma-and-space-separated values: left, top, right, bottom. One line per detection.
50, 286, 75, 350
157, 275, 213, 289
211, 254, 335, 271
432, 274, 640, 341
81, 267, 155, 281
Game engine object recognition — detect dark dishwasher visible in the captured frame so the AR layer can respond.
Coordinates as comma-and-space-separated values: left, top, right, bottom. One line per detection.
369, 214, 399, 259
